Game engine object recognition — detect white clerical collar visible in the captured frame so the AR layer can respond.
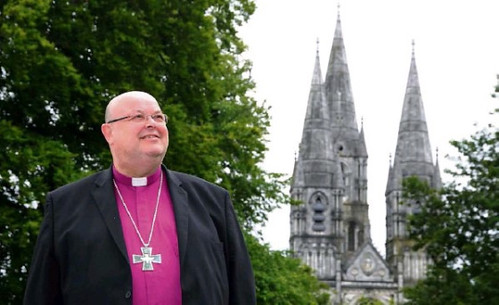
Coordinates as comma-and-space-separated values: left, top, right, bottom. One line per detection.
112, 166, 162, 187
132, 177, 148, 187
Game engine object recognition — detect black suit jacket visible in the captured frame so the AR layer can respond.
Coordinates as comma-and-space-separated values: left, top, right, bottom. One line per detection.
23, 166, 256, 305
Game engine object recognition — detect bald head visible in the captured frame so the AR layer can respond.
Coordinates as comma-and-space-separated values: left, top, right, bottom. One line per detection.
105, 91, 159, 123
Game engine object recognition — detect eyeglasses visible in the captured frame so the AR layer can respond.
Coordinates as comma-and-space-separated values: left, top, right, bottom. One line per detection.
106, 113, 169, 124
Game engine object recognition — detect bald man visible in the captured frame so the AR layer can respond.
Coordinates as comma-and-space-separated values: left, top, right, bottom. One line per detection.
24, 91, 256, 305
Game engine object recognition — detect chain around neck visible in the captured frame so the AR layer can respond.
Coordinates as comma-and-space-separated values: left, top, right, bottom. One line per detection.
113, 170, 163, 247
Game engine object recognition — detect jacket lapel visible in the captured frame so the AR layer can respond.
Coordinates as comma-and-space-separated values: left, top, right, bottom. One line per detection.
91, 169, 129, 263
89, 166, 189, 266
165, 168, 190, 267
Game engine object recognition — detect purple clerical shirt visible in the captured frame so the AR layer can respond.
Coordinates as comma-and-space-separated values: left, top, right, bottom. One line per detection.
113, 166, 182, 305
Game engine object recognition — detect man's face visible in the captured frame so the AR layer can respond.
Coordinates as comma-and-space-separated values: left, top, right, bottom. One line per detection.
102, 93, 169, 171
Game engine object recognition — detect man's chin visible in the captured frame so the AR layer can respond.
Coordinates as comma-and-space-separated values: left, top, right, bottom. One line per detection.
144, 148, 167, 160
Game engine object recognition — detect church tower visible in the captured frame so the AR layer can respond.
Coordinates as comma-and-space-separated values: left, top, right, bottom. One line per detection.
290, 12, 370, 283
290, 41, 340, 281
385, 42, 441, 286
323, 12, 370, 259
289, 7, 442, 303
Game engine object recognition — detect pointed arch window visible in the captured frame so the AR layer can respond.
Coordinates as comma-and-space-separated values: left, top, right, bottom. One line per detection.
348, 221, 356, 251
358, 229, 364, 248
347, 221, 365, 251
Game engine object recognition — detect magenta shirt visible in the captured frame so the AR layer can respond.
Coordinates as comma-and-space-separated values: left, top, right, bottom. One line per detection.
113, 167, 182, 305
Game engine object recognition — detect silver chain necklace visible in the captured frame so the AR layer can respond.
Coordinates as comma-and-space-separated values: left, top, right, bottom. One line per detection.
113, 170, 163, 271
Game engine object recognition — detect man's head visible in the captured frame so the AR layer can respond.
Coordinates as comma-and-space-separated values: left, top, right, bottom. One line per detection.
101, 91, 169, 177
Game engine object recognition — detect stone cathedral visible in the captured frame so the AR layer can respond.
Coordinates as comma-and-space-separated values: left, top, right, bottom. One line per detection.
289, 13, 441, 305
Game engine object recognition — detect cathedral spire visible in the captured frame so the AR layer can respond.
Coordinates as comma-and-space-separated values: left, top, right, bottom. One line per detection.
312, 38, 322, 86
324, 10, 359, 137
304, 43, 328, 127
337, 1, 341, 25
390, 41, 436, 180
358, 118, 368, 157
433, 148, 442, 189
292, 46, 335, 189
298, 45, 331, 160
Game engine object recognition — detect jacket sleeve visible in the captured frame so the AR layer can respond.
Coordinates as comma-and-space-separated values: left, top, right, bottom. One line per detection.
223, 192, 256, 305
23, 194, 63, 305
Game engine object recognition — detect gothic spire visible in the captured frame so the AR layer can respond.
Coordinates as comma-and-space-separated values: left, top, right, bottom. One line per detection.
292, 47, 336, 188
387, 41, 440, 191
311, 39, 323, 87
433, 148, 442, 189
324, 10, 359, 136
357, 118, 368, 157
299, 44, 330, 158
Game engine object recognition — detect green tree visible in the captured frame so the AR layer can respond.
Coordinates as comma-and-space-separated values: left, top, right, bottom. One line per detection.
0, 121, 82, 299
0, 0, 289, 303
356, 296, 386, 305
246, 233, 330, 305
402, 97, 498, 304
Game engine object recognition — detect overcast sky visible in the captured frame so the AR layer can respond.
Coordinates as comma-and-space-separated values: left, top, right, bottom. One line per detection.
239, 0, 499, 254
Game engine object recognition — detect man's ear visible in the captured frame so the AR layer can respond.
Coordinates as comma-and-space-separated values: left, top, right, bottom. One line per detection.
101, 123, 113, 144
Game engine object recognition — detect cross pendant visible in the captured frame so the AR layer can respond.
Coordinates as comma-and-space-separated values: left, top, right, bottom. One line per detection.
132, 247, 162, 271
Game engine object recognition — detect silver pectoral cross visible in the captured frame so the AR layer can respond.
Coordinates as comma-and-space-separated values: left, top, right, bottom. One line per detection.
132, 247, 162, 271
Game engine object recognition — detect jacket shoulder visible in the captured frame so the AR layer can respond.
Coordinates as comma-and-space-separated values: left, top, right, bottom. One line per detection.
49, 169, 109, 197
168, 170, 226, 194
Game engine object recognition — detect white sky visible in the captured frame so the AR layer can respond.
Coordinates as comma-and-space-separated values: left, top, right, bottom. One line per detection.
239, 0, 499, 255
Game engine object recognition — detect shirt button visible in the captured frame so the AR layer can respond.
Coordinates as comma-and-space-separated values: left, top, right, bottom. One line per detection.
125, 290, 132, 299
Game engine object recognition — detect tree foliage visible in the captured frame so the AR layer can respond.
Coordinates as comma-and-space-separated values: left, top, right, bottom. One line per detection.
356, 297, 386, 305
402, 99, 498, 304
0, 0, 291, 303
245, 233, 330, 305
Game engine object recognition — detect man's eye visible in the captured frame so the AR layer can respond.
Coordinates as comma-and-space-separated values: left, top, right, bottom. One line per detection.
151, 114, 163, 121
132, 114, 145, 121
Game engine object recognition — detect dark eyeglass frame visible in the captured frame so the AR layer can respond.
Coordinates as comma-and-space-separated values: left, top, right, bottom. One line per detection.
106, 113, 168, 124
